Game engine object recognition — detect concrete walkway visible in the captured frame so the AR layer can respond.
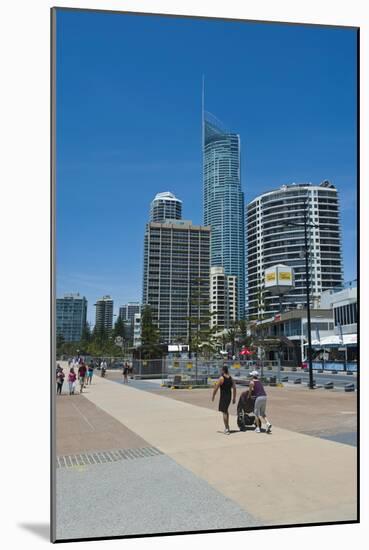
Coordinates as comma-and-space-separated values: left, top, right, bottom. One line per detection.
82, 374, 357, 527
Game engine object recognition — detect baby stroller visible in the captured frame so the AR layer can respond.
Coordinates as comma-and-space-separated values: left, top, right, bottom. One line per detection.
237, 391, 257, 431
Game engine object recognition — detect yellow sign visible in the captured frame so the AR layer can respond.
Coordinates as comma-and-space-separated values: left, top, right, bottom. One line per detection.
266, 273, 276, 282
233, 363, 240, 369
173, 361, 179, 368
279, 272, 292, 281
187, 362, 193, 369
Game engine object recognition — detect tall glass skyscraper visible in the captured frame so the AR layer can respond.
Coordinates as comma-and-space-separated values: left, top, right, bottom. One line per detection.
203, 111, 245, 319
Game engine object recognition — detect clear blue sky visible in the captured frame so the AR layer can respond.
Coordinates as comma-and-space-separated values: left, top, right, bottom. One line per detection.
55, 9, 357, 325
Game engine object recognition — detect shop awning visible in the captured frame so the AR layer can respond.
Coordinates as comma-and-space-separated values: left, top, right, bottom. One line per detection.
305, 334, 357, 348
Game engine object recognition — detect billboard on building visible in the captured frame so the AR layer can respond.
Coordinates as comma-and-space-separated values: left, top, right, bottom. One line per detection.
264, 264, 294, 295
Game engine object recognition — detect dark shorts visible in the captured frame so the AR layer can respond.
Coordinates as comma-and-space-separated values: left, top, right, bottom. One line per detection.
219, 395, 231, 413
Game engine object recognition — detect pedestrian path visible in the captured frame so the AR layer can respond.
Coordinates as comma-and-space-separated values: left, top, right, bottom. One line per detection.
82, 374, 357, 527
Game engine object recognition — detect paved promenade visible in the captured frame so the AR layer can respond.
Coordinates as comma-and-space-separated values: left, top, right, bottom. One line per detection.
55, 370, 357, 540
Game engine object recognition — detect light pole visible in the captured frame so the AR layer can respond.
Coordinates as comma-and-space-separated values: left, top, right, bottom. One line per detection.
188, 283, 192, 360
284, 198, 316, 390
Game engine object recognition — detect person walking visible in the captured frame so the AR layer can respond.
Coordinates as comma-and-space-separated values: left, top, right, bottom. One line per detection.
247, 370, 272, 433
211, 365, 236, 434
87, 363, 94, 385
68, 367, 77, 395
78, 362, 87, 393
56, 367, 65, 395
123, 362, 129, 384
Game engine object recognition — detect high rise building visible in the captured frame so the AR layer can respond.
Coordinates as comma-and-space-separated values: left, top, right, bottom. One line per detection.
142, 219, 211, 344
94, 295, 114, 332
56, 293, 87, 342
119, 305, 127, 323
150, 191, 182, 222
210, 266, 237, 331
119, 302, 141, 324
203, 110, 245, 319
133, 312, 142, 349
247, 181, 344, 318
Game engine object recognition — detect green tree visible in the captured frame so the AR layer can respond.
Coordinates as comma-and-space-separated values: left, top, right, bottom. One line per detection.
80, 322, 92, 346
139, 305, 162, 359
113, 316, 125, 339
187, 277, 217, 359
225, 322, 239, 357
237, 319, 253, 348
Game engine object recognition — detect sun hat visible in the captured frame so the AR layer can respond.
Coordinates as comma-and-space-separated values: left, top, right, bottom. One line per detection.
249, 370, 259, 377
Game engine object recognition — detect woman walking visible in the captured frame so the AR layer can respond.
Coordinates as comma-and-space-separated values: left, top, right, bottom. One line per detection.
123, 362, 129, 384
87, 363, 94, 385
78, 362, 87, 393
56, 367, 65, 395
211, 366, 236, 434
68, 367, 77, 395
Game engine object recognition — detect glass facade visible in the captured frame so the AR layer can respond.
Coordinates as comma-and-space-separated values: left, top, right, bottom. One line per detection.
203, 112, 245, 319
334, 303, 357, 327
56, 294, 87, 342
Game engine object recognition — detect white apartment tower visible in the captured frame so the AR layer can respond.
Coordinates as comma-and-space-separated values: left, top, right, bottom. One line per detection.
210, 266, 237, 330
247, 181, 343, 318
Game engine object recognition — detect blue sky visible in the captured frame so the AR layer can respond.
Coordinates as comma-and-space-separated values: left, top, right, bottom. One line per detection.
55, 9, 357, 325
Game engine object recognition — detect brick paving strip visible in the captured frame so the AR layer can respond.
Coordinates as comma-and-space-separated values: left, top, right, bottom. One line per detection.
80, 374, 357, 527
56, 392, 151, 456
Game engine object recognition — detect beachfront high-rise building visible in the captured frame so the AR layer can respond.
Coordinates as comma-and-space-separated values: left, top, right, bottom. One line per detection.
203, 110, 245, 320
119, 302, 141, 324
150, 191, 182, 222
247, 181, 344, 318
56, 293, 87, 342
94, 295, 114, 332
142, 219, 211, 344
210, 266, 237, 331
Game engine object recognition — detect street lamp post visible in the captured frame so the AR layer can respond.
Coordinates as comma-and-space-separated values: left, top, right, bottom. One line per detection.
188, 283, 192, 360
285, 198, 315, 390
303, 209, 314, 390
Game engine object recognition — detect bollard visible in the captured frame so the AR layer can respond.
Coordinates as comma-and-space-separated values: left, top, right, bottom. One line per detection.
294, 378, 302, 384
281, 376, 289, 382
331, 371, 338, 374
345, 383, 355, 392
292, 367, 297, 371
324, 381, 334, 390
306, 379, 316, 387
